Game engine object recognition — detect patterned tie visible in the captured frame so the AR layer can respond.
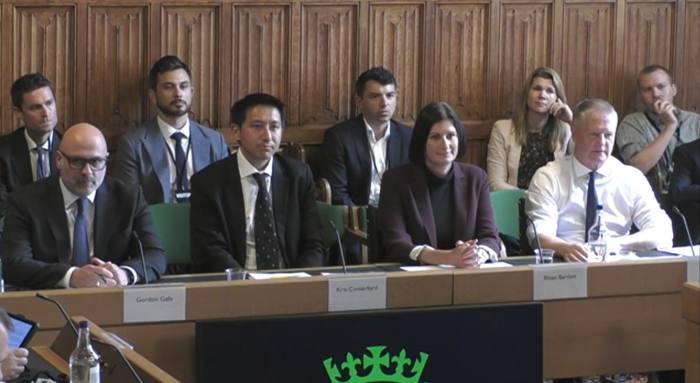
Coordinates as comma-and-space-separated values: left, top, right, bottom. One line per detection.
584, 171, 598, 242
35, 147, 49, 180
170, 132, 189, 191
252, 173, 283, 269
72, 197, 90, 266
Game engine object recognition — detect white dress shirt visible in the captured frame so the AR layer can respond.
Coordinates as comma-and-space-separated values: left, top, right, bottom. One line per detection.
156, 116, 194, 192
526, 155, 673, 251
24, 128, 52, 181
236, 150, 274, 270
364, 118, 390, 206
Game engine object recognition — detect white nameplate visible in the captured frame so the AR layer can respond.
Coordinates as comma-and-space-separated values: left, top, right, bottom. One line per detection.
328, 272, 386, 312
687, 256, 700, 283
123, 284, 186, 323
533, 264, 587, 301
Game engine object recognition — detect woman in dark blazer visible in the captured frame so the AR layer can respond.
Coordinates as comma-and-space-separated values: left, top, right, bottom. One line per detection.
377, 102, 500, 267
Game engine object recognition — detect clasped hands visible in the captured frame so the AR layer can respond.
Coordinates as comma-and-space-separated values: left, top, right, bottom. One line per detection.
69, 257, 129, 288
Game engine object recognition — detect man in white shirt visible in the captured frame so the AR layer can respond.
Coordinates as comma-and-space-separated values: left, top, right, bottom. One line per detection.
0, 73, 62, 216
113, 55, 229, 204
527, 98, 673, 261
2, 123, 166, 289
320, 67, 412, 207
190, 93, 324, 271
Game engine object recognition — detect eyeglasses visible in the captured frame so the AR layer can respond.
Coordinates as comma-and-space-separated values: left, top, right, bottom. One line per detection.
58, 150, 108, 170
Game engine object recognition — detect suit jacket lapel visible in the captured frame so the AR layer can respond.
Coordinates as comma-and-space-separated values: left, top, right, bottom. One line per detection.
386, 120, 402, 168
190, 121, 209, 172
142, 119, 171, 201
352, 115, 372, 182
48, 131, 61, 175
227, 156, 248, 263
452, 165, 468, 239
271, 158, 288, 256
92, 181, 112, 259
11, 128, 33, 185
47, 177, 72, 263
409, 165, 437, 247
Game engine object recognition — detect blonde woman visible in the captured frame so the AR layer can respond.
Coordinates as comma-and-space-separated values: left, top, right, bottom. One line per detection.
488, 67, 573, 191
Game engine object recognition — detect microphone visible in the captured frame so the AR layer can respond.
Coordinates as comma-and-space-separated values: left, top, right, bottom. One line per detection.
36, 293, 78, 336
525, 215, 544, 262
671, 206, 697, 257
35, 293, 144, 383
328, 220, 348, 274
132, 231, 149, 284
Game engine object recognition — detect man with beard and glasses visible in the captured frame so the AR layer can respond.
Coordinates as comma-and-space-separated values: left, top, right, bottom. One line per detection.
113, 55, 229, 204
1, 124, 166, 289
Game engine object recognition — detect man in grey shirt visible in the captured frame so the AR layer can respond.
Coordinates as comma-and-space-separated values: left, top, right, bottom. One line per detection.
616, 64, 700, 199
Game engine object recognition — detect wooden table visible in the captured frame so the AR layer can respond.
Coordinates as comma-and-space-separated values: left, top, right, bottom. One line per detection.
683, 282, 700, 383
1, 258, 692, 381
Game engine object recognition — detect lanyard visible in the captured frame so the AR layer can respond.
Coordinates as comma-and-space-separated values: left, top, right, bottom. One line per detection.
164, 135, 192, 183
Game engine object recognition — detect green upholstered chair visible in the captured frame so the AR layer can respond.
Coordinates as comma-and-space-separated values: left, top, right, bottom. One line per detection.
149, 203, 191, 271
490, 189, 526, 239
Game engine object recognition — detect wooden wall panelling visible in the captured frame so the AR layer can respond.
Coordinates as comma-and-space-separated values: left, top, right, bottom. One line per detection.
298, 3, 358, 132
161, 5, 220, 128
87, 6, 147, 148
231, 4, 290, 115
433, 3, 489, 122
497, 1, 552, 119
680, 0, 700, 113
621, 1, 675, 116
367, 3, 423, 124
13, 5, 76, 133
560, 1, 615, 106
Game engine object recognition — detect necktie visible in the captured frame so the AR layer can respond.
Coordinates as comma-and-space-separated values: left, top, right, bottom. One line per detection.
170, 132, 189, 191
72, 197, 90, 266
252, 173, 283, 269
35, 147, 48, 180
584, 171, 598, 242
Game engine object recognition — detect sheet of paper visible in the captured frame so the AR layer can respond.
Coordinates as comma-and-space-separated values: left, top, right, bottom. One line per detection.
123, 284, 186, 323
479, 262, 514, 269
659, 246, 700, 257
399, 265, 443, 272
247, 272, 311, 280
533, 263, 587, 301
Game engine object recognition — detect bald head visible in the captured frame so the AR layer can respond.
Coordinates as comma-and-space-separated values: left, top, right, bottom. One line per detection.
60, 123, 107, 154
56, 123, 108, 196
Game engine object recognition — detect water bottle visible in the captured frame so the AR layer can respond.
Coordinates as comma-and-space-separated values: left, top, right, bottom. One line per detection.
587, 204, 608, 261
69, 321, 101, 383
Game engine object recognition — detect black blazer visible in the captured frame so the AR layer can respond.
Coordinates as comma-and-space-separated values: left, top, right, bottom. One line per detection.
112, 118, 230, 204
190, 154, 325, 271
1, 176, 167, 289
669, 137, 700, 243
320, 115, 411, 206
0, 128, 61, 216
